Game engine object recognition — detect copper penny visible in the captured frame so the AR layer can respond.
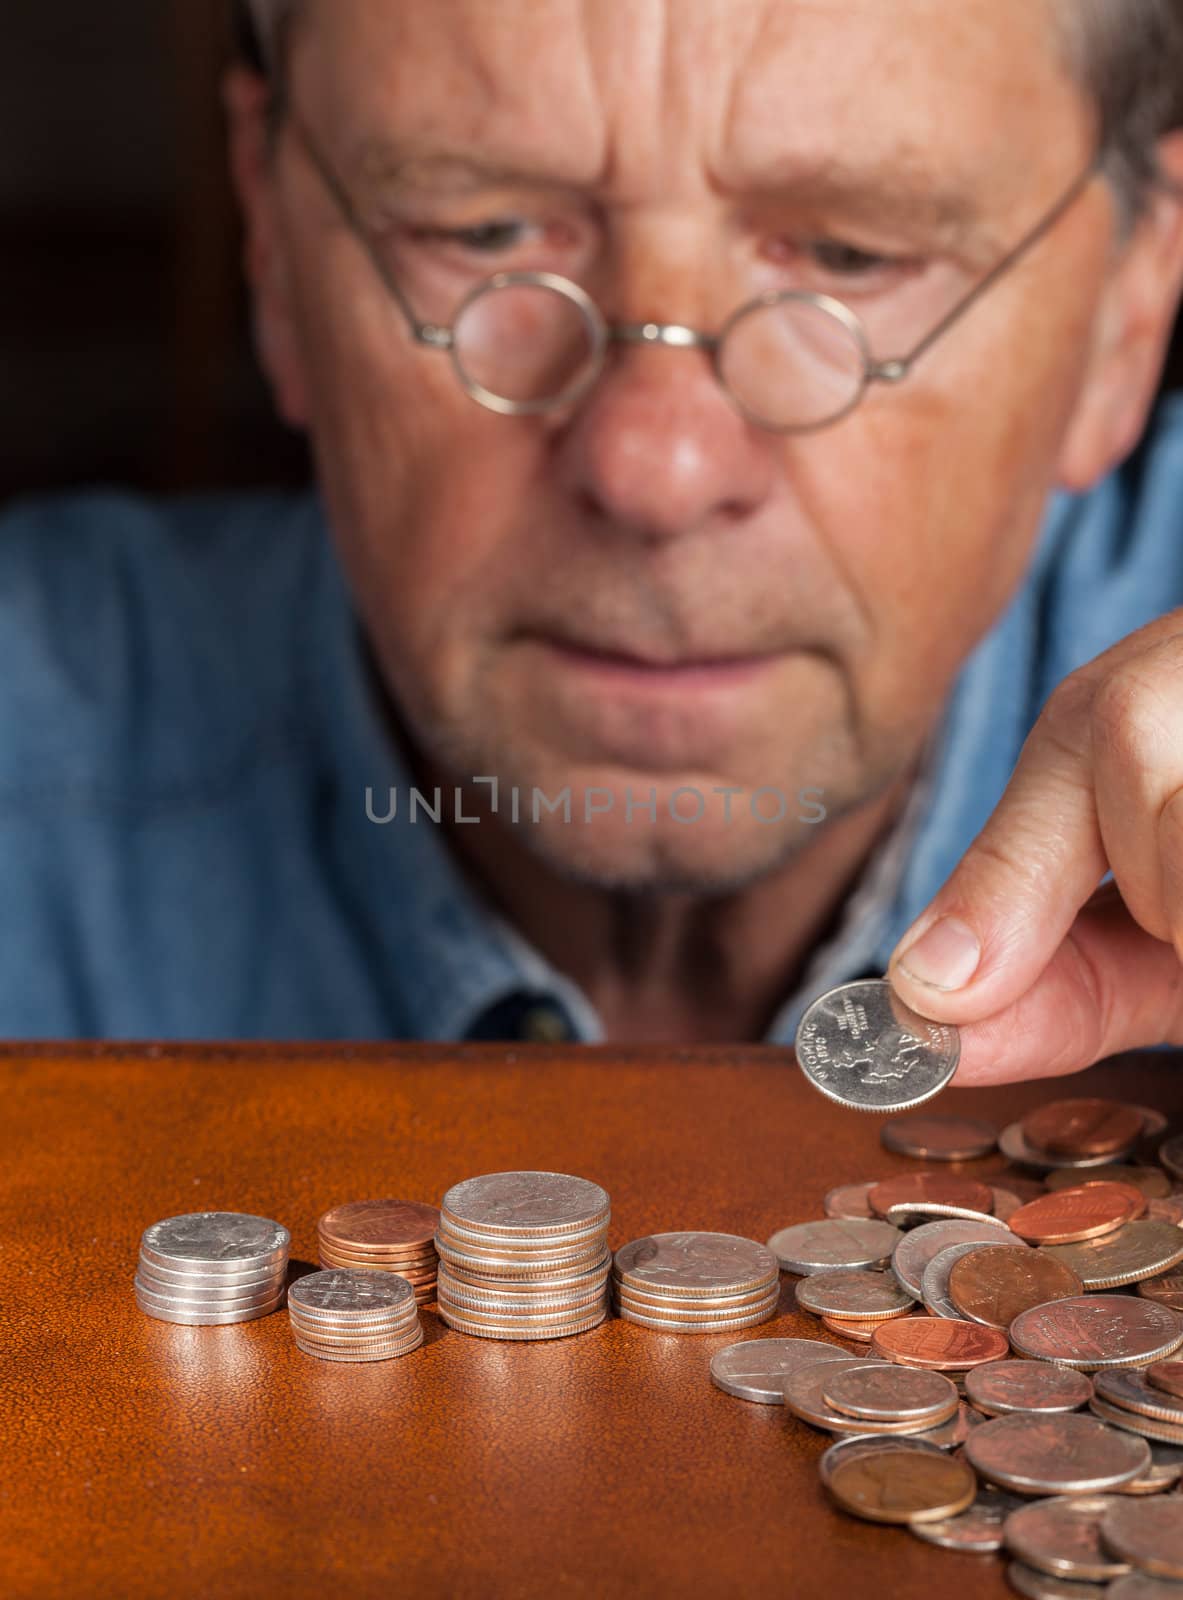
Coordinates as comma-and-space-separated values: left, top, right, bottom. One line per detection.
879, 1115, 997, 1162
820, 1312, 884, 1343
868, 1173, 995, 1220
965, 1413, 1151, 1495
1007, 1184, 1142, 1245
317, 1199, 441, 1252
1009, 1295, 1183, 1370
1046, 1166, 1171, 1199
1137, 1272, 1183, 1312
947, 1245, 1083, 1328
827, 1450, 977, 1524
1100, 1499, 1183, 1579
1021, 1100, 1145, 1159
964, 1359, 1093, 1418
1147, 1360, 1183, 1400
870, 1315, 1008, 1370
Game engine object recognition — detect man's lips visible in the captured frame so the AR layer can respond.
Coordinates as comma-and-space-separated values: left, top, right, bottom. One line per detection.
527, 633, 781, 686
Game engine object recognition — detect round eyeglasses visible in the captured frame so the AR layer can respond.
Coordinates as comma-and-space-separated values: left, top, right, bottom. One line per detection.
288, 107, 1101, 434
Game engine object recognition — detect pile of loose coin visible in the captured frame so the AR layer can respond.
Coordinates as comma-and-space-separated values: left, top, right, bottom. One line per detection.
712, 1095, 1183, 1598
435, 1171, 614, 1340
134, 1212, 290, 1325
316, 1199, 441, 1305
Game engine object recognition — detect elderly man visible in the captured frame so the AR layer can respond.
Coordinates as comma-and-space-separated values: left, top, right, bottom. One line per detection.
1, 1, 1182, 1077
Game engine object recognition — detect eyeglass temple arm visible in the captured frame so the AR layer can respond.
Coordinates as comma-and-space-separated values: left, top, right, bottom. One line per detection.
872, 157, 1103, 384
289, 113, 450, 347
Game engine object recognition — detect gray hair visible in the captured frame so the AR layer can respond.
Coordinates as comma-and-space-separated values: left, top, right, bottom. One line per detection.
242, 0, 1183, 222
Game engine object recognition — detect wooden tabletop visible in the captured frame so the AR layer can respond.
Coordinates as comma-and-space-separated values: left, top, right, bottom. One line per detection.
3, 1040, 1181, 1600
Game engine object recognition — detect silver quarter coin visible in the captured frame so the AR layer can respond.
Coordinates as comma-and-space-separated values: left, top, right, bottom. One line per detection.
965, 1413, 1151, 1495
821, 1362, 958, 1424
135, 1288, 285, 1325
1009, 1296, 1183, 1370
794, 1268, 915, 1320
794, 978, 960, 1112
709, 1338, 853, 1403
891, 1218, 1019, 1300
909, 1489, 1027, 1552
139, 1212, 289, 1271
1004, 1495, 1133, 1582
439, 1171, 610, 1235
614, 1233, 777, 1296
767, 1218, 902, 1275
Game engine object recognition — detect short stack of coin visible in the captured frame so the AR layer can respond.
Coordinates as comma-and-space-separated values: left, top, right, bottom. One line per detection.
316, 1199, 440, 1305
435, 1170, 612, 1340
135, 1211, 289, 1325
614, 1232, 780, 1332
287, 1268, 423, 1362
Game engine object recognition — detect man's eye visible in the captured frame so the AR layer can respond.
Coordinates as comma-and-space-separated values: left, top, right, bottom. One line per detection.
409, 220, 529, 253
803, 239, 900, 277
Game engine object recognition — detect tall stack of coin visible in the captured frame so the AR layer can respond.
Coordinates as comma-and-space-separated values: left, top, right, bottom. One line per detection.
435, 1171, 611, 1340
316, 1199, 440, 1305
614, 1232, 780, 1332
287, 1268, 423, 1362
135, 1211, 289, 1325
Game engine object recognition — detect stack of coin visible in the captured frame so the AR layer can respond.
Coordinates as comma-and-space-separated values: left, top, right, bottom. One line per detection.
614, 1232, 780, 1333
135, 1211, 289, 1325
316, 1199, 440, 1305
435, 1170, 611, 1340
287, 1268, 423, 1362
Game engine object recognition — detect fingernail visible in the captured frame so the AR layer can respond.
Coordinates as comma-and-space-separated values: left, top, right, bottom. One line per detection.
894, 915, 981, 991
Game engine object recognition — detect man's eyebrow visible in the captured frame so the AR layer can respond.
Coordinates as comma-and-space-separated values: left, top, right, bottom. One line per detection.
354, 140, 1003, 252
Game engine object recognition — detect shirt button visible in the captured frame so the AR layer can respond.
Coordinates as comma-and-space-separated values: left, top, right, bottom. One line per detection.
518, 1004, 573, 1043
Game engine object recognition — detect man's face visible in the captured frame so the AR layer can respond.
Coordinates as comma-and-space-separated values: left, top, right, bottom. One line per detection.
257, 0, 1111, 892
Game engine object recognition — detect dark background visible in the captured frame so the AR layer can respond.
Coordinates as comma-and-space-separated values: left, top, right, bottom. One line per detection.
2, 0, 1181, 504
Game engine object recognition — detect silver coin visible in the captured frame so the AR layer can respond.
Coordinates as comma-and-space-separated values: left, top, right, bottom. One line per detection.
139, 1212, 289, 1271
614, 1287, 779, 1322
909, 1488, 1027, 1552
1089, 1398, 1183, 1446
293, 1332, 424, 1362
823, 1182, 876, 1220
288, 1269, 415, 1316
891, 1218, 1019, 1299
886, 1201, 999, 1226
132, 1276, 285, 1312
1004, 1495, 1134, 1581
439, 1171, 610, 1234
794, 978, 960, 1113
965, 1360, 1094, 1417
821, 1362, 959, 1423
817, 1433, 946, 1488
1010, 1296, 1183, 1370
135, 1288, 285, 1325
999, 1121, 1136, 1171
1041, 1222, 1183, 1290
1006, 1560, 1109, 1600
135, 1255, 284, 1292
710, 1337, 854, 1403
438, 1212, 609, 1252
1108, 1576, 1183, 1600
794, 1268, 915, 1320
965, 1413, 1151, 1495
614, 1233, 778, 1296
767, 1218, 902, 1275
921, 1242, 992, 1320
1100, 1498, 1183, 1580
1160, 1136, 1183, 1182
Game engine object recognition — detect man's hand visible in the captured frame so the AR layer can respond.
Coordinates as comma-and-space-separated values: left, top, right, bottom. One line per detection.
886, 614, 1183, 1084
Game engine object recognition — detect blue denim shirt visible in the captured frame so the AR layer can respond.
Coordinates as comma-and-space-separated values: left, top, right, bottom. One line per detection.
2, 392, 1182, 1041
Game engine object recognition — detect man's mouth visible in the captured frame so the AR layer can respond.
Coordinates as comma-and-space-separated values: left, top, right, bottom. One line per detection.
529, 633, 781, 687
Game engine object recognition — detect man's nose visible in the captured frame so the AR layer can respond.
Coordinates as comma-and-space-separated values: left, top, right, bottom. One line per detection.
548, 288, 777, 545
